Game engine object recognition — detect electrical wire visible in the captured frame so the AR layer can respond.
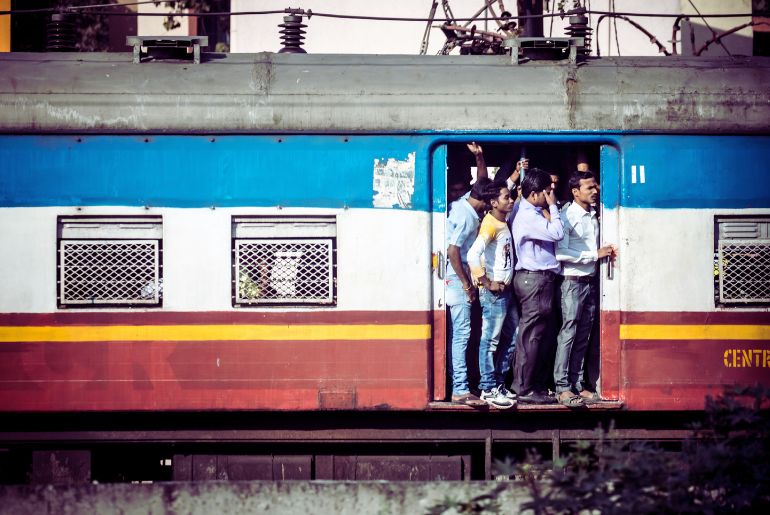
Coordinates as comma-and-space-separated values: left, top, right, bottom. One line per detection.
0, 6, 755, 21
611, 0, 620, 56
687, 0, 733, 57
0, 0, 160, 14
60, 1, 160, 10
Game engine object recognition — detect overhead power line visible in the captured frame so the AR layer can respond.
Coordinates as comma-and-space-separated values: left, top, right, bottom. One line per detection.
0, 6, 755, 21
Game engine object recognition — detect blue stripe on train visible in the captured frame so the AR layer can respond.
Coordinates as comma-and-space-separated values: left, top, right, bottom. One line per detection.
0, 135, 433, 211
1, 134, 769, 210
616, 135, 770, 210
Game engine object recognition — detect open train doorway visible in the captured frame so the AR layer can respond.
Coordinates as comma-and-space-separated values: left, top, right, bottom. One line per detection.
431, 140, 615, 407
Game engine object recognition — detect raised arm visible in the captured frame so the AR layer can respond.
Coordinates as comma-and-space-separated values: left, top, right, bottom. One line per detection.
524, 203, 564, 242
466, 142, 488, 181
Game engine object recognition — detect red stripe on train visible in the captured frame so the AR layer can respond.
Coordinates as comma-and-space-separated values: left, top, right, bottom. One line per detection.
603, 310, 770, 411
0, 339, 430, 412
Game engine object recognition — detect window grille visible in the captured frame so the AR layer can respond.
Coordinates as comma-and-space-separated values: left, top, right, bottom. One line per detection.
233, 216, 336, 306
58, 217, 162, 306
715, 218, 770, 304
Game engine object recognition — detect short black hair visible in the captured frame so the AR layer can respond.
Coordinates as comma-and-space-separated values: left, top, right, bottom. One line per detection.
482, 182, 509, 204
567, 171, 596, 193
521, 168, 552, 199
469, 177, 492, 200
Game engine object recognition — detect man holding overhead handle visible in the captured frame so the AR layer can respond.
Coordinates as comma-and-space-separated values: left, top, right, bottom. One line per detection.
510, 169, 564, 405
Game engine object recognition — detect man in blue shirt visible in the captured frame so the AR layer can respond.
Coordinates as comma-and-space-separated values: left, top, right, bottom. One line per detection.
510, 169, 564, 404
446, 177, 491, 406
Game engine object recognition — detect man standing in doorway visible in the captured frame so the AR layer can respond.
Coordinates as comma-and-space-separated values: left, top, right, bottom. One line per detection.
554, 171, 616, 405
510, 169, 564, 404
446, 177, 491, 406
467, 183, 517, 409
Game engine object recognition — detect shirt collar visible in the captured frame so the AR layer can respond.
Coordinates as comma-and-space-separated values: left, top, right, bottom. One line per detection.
521, 198, 541, 213
567, 201, 595, 218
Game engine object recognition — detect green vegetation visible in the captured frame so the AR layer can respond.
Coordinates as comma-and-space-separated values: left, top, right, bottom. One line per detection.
512, 385, 770, 514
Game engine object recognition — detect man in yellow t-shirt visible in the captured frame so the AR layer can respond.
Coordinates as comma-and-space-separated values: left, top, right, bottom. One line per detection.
467, 183, 517, 409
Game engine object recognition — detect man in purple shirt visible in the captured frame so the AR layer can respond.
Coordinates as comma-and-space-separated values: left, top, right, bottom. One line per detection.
510, 169, 564, 404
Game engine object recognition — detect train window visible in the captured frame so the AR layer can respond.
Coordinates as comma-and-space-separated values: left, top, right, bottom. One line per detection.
232, 216, 337, 307
715, 216, 770, 305
57, 216, 163, 307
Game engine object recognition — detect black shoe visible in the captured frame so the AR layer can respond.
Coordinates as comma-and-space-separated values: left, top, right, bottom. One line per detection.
517, 391, 557, 404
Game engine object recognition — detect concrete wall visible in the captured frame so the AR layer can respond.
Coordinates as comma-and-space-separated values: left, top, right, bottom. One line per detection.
0, 482, 531, 515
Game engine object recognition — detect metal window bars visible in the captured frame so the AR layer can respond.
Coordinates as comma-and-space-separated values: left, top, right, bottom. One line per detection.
60, 240, 161, 305
232, 216, 337, 306
235, 239, 334, 305
718, 241, 770, 303
716, 218, 770, 304
57, 217, 163, 307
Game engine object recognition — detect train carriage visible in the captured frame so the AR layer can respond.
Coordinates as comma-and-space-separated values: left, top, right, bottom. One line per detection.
0, 51, 769, 480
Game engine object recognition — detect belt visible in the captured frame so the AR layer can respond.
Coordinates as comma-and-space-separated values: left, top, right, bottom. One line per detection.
563, 274, 594, 283
518, 269, 556, 276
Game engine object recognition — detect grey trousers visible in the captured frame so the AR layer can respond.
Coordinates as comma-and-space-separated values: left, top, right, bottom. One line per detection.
512, 271, 556, 395
553, 278, 597, 393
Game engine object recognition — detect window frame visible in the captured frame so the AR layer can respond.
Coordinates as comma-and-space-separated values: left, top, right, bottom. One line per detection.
714, 215, 770, 307
231, 215, 337, 307
56, 216, 163, 308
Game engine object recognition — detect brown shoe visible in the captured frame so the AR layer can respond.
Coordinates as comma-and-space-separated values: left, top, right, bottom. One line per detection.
451, 393, 485, 406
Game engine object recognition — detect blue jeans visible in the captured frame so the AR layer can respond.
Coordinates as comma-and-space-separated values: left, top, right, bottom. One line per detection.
478, 287, 511, 391
554, 279, 597, 393
446, 275, 472, 396
498, 293, 520, 385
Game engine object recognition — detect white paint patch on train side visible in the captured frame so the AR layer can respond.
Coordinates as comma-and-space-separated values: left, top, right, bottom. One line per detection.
631, 165, 646, 184
336, 208, 430, 311
372, 152, 416, 209
0, 206, 430, 313
619, 207, 770, 312
0, 208, 58, 312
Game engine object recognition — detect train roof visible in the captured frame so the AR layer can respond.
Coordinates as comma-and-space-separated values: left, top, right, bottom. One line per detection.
1, 52, 769, 133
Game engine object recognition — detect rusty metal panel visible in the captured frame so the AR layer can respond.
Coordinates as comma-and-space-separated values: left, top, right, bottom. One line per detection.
314, 455, 334, 480
172, 455, 192, 481
273, 456, 312, 480
428, 456, 466, 480
223, 456, 273, 480
331, 456, 357, 480
31, 450, 91, 485
174, 455, 312, 480
192, 455, 219, 480
355, 457, 432, 481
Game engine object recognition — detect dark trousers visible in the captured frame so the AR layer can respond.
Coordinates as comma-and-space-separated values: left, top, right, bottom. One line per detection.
512, 271, 556, 395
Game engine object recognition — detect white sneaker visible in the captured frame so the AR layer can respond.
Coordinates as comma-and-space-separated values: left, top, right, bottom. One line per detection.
481, 386, 515, 409
497, 384, 516, 400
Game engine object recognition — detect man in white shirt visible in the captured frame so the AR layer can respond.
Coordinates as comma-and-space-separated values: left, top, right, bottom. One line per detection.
554, 171, 617, 406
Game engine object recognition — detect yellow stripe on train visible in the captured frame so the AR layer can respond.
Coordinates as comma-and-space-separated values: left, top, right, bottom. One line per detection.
0, 324, 432, 342
620, 324, 770, 341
